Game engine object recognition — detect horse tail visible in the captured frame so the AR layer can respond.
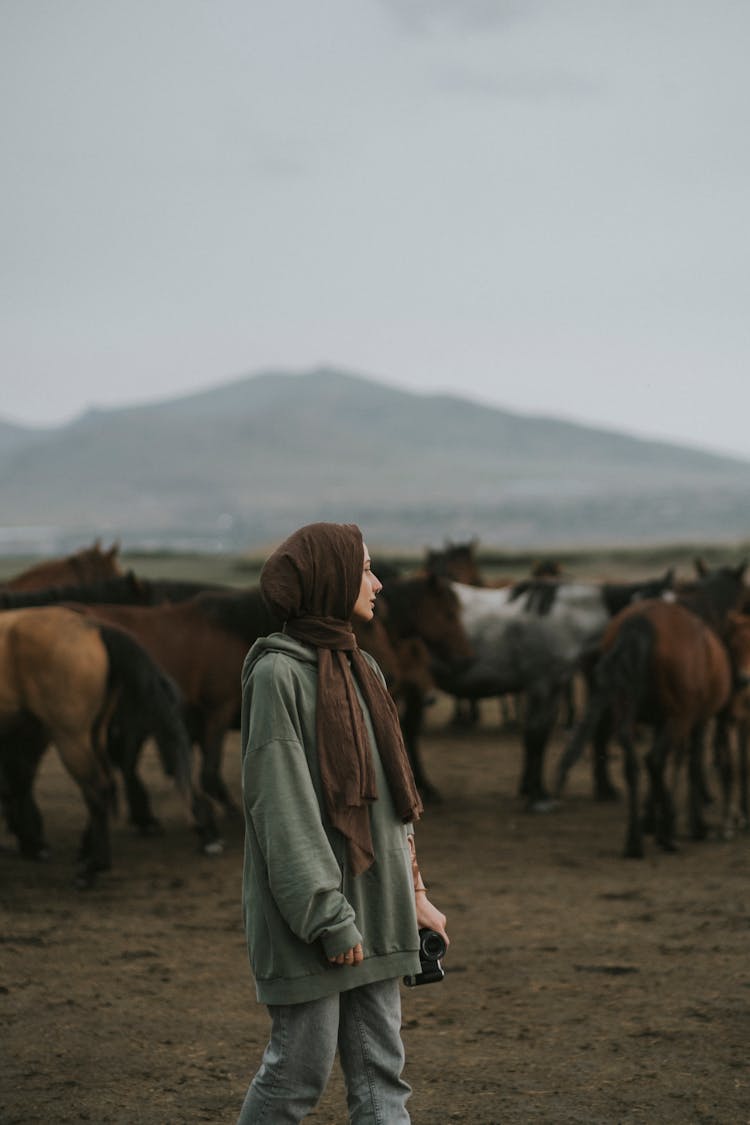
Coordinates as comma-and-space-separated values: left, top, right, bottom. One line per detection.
554, 615, 654, 794
96, 623, 193, 798
596, 615, 655, 730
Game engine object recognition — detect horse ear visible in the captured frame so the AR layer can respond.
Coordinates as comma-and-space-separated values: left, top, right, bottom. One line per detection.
694, 557, 708, 576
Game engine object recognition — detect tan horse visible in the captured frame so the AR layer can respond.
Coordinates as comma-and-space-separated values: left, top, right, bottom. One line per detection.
1, 540, 122, 591
0, 607, 116, 884
0, 605, 207, 886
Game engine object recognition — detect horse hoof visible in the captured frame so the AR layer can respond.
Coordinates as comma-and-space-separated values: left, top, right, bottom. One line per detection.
594, 787, 620, 803
73, 871, 97, 890
528, 798, 560, 814
135, 820, 164, 837
203, 838, 225, 857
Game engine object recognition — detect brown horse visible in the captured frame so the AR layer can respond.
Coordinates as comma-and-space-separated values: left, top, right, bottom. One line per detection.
556, 562, 747, 857
712, 612, 750, 835
424, 539, 484, 586
0, 606, 204, 885
61, 594, 263, 815
376, 571, 473, 799
1, 541, 122, 591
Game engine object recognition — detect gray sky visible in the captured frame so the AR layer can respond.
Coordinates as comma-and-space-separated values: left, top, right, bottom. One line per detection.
3, 0, 749, 458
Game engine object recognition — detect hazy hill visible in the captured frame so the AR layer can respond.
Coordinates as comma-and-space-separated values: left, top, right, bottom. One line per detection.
2, 367, 749, 551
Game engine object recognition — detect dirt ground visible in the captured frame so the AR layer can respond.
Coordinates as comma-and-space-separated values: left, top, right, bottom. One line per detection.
3, 694, 750, 1125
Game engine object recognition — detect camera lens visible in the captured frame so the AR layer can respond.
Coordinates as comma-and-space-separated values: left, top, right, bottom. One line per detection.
420, 930, 447, 960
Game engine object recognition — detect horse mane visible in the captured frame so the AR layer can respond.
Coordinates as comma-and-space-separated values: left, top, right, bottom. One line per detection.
678, 562, 748, 635
601, 570, 675, 616
193, 587, 281, 642
0, 571, 148, 609
144, 578, 231, 603
507, 579, 559, 615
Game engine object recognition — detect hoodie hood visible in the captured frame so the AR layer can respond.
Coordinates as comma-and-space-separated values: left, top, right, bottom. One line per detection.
242, 631, 317, 692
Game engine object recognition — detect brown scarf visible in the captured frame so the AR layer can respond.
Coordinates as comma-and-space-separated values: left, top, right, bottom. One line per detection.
260, 522, 423, 875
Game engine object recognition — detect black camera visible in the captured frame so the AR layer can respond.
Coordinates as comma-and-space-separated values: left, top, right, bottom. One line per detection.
403, 928, 446, 987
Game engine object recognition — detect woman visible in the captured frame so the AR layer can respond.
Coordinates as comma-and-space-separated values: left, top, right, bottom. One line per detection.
237, 522, 448, 1124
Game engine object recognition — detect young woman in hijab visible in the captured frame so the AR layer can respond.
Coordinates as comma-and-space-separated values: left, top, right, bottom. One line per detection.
236, 522, 448, 1125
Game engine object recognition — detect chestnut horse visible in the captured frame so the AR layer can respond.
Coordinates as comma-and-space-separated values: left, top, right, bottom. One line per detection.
62, 590, 276, 815
1, 541, 122, 592
555, 562, 747, 857
376, 571, 474, 799
0, 606, 206, 886
712, 612, 750, 836
423, 539, 484, 586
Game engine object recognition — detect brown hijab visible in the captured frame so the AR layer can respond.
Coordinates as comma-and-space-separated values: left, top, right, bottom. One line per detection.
260, 522, 423, 875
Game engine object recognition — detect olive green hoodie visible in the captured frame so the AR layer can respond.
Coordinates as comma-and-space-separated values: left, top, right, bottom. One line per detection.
240, 632, 421, 1005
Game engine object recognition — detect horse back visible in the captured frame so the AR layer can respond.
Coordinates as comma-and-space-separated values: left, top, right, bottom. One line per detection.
0, 606, 109, 730
605, 599, 732, 720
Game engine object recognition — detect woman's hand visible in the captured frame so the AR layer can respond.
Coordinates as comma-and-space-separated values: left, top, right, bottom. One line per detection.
415, 893, 449, 949
328, 942, 364, 967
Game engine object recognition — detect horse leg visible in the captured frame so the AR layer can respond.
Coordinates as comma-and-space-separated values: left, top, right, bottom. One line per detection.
0, 721, 50, 859
399, 688, 440, 804
562, 679, 577, 731
108, 729, 162, 835
739, 720, 749, 828
712, 714, 735, 839
198, 708, 237, 814
449, 697, 478, 728
55, 733, 116, 888
688, 723, 710, 841
592, 707, 619, 802
187, 783, 224, 855
522, 687, 559, 812
620, 726, 643, 859
644, 729, 676, 852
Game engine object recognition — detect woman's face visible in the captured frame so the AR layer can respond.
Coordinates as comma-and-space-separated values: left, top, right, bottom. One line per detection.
351, 543, 383, 622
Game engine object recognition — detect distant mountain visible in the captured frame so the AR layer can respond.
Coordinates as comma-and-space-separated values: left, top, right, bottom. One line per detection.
2, 367, 749, 552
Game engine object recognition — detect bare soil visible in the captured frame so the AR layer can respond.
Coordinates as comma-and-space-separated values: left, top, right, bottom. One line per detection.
3, 695, 750, 1125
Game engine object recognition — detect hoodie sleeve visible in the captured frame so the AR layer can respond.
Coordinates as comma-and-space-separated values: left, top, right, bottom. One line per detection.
242, 656, 362, 957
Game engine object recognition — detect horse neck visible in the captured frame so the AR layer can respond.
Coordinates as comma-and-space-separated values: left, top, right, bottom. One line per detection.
602, 580, 665, 616
381, 579, 419, 637
679, 576, 744, 635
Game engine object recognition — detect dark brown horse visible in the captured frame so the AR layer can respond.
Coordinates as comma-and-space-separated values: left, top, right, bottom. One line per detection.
376, 571, 474, 799
0, 606, 204, 885
555, 563, 747, 857
712, 612, 750, 836
1, 541, 122, 591
424, 539, 484, 586
63, 593, 267, 814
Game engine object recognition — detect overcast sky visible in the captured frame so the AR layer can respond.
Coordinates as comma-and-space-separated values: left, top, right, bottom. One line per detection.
3, 1, 749, 458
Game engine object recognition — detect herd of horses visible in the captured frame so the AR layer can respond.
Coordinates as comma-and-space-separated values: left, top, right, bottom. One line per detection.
1, 537, 749, 886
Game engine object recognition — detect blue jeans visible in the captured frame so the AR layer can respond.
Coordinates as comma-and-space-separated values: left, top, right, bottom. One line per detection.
237, 977, 411, 1124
